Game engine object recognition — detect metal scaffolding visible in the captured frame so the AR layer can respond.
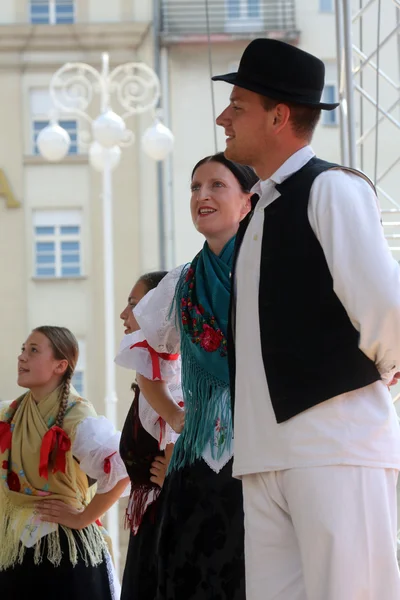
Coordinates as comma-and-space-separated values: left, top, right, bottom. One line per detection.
335, 0, 400, 254
335, 1, 400, 549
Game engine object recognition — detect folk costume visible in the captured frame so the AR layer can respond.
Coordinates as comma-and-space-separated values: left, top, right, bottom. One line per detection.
129, 238, 246, 600
115, 335, 181, 600
213, 38, 400, 600
0, 385, 128, 599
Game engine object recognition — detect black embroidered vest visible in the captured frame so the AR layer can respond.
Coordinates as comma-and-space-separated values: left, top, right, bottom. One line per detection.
228, 156, 381, 423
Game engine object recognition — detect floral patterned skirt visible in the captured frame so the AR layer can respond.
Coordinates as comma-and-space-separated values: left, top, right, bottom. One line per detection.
0, 527, 114, 600
156, 457, 246, 600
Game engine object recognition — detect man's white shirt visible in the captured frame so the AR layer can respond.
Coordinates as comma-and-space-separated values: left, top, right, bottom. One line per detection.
233, 145, 400, 478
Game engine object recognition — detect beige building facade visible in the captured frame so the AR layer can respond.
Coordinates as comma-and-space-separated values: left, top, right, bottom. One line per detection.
0, 1, 161, 414
0, 0, 161, 564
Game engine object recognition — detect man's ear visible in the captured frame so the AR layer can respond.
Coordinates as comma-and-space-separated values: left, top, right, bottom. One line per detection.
273, 103, 291, 134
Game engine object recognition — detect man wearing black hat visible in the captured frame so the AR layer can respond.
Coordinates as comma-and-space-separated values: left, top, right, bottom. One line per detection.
213, 39, 400, 600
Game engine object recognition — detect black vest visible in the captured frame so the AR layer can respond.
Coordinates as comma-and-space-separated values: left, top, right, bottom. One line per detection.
228, 156, 381, 423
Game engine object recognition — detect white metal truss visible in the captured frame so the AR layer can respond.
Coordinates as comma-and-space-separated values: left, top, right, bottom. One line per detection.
335, 0, 400, 256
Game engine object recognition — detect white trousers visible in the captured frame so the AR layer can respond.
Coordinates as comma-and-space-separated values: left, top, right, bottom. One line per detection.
242, 466, 400, 600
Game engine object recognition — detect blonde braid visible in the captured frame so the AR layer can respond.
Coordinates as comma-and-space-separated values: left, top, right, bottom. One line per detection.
48, 374, 72, 470
55, 374, 71, 428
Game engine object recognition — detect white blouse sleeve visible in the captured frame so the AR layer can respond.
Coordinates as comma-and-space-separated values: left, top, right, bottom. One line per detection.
72, 416, 129, 495
138, 391, 181, 450
133, 264, 185, 355
308, 169, 400, 381
115, 329, 181, 382
114, 329, 183, 449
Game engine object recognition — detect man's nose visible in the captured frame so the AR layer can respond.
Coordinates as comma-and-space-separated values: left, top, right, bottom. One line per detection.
216, 106, 230, 127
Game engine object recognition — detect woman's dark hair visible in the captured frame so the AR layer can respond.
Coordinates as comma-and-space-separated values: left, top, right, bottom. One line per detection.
138, 270, 168, 294
191, 152, 258, 192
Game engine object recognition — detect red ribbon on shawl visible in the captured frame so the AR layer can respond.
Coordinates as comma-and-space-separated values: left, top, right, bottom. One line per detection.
129, 340, 179, 381
0, 422, 12, 453
39, 425, 71, 480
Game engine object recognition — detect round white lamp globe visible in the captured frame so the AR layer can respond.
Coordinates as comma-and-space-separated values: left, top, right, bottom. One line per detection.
141, 120, 174, 161
89, 141, 121, 172
92, 110, 126, 149
37, 123, 71, 162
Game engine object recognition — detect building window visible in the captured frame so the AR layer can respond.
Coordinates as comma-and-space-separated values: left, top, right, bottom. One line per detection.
227, 0, 240, 19
247, 0, 261, 18
33, 119, 78, 155
33, 210, 82, 278
226, 0, 261, 20
319, 0, 334, 13
30, 89, 79, 156
30, 0, 75, 25
72, 340, 86, 396
322, 84, 339, 126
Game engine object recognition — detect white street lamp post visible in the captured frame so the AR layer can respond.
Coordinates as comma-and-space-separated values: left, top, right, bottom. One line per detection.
38, 53, 174, 574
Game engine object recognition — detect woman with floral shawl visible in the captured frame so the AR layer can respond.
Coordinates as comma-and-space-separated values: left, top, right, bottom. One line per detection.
117, 153, 258, 599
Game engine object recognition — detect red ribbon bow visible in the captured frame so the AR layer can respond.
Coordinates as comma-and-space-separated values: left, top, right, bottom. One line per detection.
103, 451, 117, 474
0, 422, 12, 453
129, 340, 179, 380
39, 426, 71, 480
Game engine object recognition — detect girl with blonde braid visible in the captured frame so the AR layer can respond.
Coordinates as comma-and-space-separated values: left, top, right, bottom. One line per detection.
0, 325, 129, 599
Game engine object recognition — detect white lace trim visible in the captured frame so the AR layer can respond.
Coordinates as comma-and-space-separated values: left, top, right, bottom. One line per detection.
201, 445, 234, 473
73, 416, 129, 495
201, 394, 234, 472
105, 548, 121, 599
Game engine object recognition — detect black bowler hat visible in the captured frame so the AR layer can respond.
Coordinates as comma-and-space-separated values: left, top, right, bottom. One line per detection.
212, 38, 339, 111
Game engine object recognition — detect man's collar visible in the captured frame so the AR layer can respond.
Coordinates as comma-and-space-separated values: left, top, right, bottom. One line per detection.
251, 145, 316, 196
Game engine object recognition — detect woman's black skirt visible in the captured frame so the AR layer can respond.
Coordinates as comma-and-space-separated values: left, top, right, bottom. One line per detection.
121, 495, 162, 600
155, 457, 246, 600
0, 527, 114, 600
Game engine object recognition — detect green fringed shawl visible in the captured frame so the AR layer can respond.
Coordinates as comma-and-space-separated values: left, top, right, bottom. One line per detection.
169, 238, 234, 471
